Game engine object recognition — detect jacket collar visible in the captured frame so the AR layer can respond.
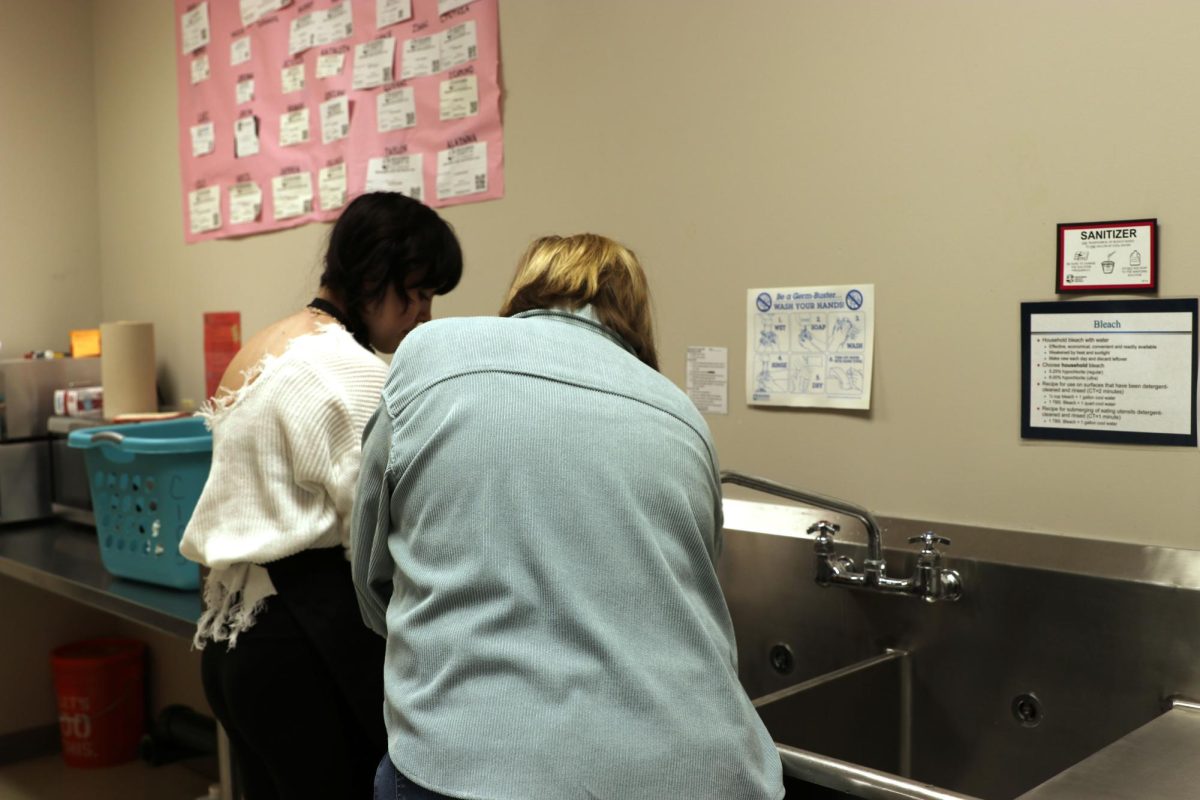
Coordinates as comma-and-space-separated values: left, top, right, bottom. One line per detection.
511, 307, 636, 357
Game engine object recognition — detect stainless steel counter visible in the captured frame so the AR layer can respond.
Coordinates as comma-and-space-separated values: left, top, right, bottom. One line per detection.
1017, 706, 1200, 800
0, 519, 200, 639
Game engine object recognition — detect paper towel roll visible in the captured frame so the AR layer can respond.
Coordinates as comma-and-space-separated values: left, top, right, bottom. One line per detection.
100, 321, 157, 418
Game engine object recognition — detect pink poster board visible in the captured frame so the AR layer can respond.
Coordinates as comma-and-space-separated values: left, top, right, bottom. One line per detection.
174, 0, 503, 243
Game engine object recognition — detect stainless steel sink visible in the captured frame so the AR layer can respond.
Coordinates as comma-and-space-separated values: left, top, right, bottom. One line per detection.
755, 650, 911, 776
718, 499, 1200, 799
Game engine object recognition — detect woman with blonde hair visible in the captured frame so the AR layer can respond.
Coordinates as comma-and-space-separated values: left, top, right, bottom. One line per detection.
353, 234, 784, 800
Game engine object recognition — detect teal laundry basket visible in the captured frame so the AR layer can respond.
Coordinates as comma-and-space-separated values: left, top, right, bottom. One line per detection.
68, 418, 211, 590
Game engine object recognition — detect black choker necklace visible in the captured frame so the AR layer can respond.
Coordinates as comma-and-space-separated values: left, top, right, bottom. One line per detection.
307, 298, 371, 351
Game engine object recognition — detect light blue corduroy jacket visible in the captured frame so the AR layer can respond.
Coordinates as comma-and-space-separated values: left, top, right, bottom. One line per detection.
352, 308, 784, 800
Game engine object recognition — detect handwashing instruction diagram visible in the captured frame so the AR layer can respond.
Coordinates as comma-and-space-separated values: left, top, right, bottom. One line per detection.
747, 284, 875, 410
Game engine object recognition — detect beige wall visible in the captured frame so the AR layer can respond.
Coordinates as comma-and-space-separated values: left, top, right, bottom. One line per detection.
0, 1, 101, 357
91, 0, 1200, 547
0, 1, 203, 737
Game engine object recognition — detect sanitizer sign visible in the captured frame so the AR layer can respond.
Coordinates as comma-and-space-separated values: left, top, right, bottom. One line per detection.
746, 284, 875, 410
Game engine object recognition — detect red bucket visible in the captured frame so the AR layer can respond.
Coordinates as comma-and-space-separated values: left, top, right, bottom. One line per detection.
50, 638, 146, 768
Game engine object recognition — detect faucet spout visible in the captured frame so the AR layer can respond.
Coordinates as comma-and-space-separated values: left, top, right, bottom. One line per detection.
720, 470, 962, 603
720, 471, 884, 564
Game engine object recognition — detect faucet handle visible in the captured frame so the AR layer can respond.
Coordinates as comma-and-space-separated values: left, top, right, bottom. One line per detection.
907, 531, 951, 551
808, 521, 841, 537
809, 520, 841, 556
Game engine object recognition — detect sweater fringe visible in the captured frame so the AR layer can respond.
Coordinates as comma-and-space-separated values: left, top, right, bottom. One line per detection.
193, 563, 277, 650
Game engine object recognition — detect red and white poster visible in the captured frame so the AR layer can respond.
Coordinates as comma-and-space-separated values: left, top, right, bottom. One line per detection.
174, 0, 504, 243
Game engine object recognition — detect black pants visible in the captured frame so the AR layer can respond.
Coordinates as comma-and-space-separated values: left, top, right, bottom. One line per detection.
201, 548, 387, 800
373, 756, 458, 800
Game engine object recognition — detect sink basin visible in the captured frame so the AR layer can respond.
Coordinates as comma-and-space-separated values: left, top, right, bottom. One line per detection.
717, 506, 1200, 799
755, 650, 910, 777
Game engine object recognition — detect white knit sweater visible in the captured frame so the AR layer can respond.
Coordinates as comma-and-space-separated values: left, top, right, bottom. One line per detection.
180, 325, 386, 647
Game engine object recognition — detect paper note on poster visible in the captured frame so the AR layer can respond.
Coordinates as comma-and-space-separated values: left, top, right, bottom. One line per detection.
318, 162, 348, 211
229, 181, 262, 225
746, 284, 875, 410
181, 2, 210, 54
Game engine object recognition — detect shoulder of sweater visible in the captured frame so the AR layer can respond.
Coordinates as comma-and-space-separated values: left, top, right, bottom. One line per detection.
242, 330, 383, 416
289, 329, 386, 383
395, 317, 711, 438
400, 315, 595, 363
388, 316, 508, 379
404, 316, 503, 347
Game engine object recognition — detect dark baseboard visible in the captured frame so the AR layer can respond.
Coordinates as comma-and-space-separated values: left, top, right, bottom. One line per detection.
0, 723, 61, 766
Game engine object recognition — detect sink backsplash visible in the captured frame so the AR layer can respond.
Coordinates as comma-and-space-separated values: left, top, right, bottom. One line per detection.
718, 500, 1200, 800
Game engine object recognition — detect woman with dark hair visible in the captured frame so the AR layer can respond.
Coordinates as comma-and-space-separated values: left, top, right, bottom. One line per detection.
181, 193, 462, 800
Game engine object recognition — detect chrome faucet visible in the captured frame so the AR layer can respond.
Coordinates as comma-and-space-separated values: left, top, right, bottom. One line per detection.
721, 471, 962, 603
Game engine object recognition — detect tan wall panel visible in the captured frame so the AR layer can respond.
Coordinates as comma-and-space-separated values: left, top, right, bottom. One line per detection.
0, 0, 101, 356
0, 3, 210, 738
95, 0, 1200, 547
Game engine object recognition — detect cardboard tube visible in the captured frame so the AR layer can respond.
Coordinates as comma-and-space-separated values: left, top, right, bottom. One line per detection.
100, 322, 157, 418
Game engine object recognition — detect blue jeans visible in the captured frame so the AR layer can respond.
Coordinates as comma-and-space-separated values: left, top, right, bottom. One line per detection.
373, 755, 458, 800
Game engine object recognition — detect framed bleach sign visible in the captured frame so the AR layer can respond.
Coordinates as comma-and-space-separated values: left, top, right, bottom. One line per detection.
1021, 299, 1197, 446
747, 285, 875, 410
